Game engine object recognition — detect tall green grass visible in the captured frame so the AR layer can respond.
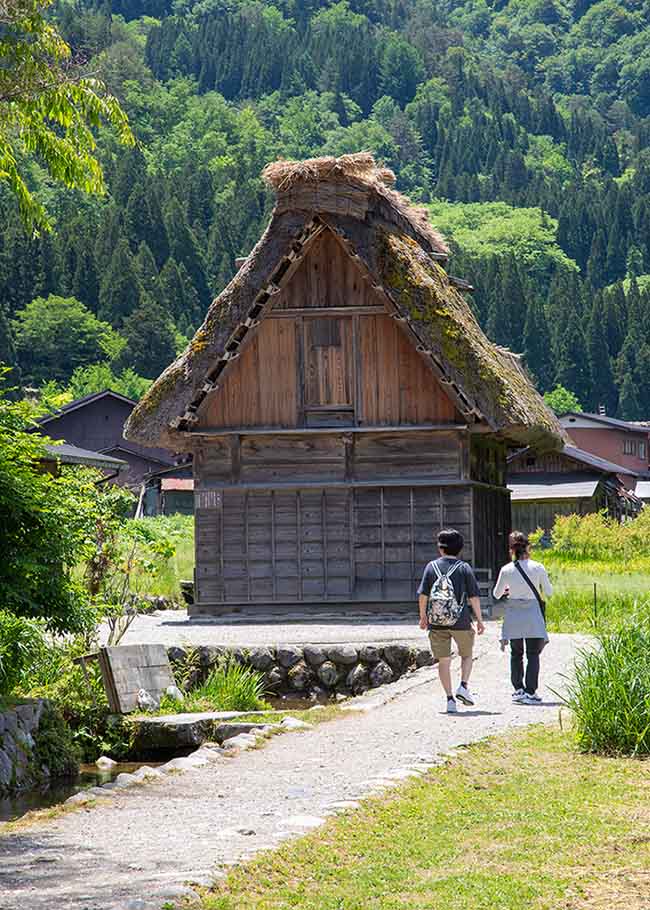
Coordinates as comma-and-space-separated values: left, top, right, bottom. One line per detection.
564, 611, 650, 756
165, 659, 269, 714
126, 513, 194, 600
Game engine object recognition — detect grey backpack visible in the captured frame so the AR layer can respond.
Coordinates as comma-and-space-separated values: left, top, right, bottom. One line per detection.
426, 561, 465, 626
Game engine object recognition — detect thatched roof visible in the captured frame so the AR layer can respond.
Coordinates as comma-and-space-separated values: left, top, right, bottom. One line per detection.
125, 153, 563, 452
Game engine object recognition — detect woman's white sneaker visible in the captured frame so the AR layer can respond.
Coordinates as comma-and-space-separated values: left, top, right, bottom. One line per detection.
512, 689, 527, 703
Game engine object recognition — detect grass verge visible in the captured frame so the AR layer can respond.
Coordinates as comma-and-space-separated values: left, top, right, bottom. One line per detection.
203, 725, 650, 910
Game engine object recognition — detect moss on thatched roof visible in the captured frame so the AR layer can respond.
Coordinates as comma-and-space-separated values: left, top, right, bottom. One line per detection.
125, 153, 563, 452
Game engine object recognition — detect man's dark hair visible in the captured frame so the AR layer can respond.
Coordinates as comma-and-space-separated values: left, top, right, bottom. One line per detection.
437, 528, 464, 556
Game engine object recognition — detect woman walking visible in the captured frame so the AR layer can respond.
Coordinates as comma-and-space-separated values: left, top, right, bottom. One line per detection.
493, 531, 552, 705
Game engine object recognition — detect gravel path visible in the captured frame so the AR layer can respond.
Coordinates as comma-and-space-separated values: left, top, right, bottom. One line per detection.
0, 626, 581, 910
108, 610, 427, 649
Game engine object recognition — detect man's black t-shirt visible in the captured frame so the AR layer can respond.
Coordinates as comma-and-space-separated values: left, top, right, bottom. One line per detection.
417, 556, 480, 631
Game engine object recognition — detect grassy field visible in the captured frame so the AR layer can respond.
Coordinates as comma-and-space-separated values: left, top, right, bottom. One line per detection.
202, 725, 650, 910
543, 552, 650, 633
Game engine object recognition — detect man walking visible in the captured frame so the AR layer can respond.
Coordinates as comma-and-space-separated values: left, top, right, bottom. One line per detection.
418, 528, 484, 713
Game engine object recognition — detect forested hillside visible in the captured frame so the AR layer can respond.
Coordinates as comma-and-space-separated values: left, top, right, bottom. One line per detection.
3, 0, 650, 417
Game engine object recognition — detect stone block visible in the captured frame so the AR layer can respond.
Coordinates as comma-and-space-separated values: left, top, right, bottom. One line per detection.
280, 717, 312, 731
0, 749, 12, 790
316, 660, 339, 688
359, 645, 381, 665
248, 647, 276, 671
303, 645, 327, 667
346, 663, 370, 695
383, 644, 411, 673
326, 644, 358, 666
277, 645, 302, 669
287, 660, 314, 691
264, 666, 286, 692
415, 647, 434, 667
369, 661, 394, 687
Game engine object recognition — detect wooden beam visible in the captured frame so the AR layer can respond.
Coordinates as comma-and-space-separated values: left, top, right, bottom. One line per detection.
268, 306, 386, 317
188, 423, 469, 437
194, 477, 506, 492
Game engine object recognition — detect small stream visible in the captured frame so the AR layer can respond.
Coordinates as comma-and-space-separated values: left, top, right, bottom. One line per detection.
0, 762, 160, 823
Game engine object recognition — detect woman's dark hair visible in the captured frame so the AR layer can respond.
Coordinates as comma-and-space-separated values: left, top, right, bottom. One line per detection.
509, 531, 529, 560
437, 528, 464, 556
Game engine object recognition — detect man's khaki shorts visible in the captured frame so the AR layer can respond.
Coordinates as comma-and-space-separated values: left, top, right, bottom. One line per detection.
428, 628, 475, 660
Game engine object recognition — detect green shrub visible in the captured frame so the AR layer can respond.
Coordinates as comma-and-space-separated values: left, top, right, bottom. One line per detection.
19, 636, 135, 761
0, 611, 44, 696
565, 614, 650, 756
549, 509, 650, 562
33, 702, 80, 779
179, 659, 269, 713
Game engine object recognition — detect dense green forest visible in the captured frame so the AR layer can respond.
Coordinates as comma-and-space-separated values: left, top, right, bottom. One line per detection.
3, 0, 650, 417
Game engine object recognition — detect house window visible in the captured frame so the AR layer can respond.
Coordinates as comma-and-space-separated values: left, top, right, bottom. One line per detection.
303, 317, 354, 426
640, 441, 647, 460
623, 439, 638, 456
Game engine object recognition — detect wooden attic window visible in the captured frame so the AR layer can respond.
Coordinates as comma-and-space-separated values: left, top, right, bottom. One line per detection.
304, 316, 354, 427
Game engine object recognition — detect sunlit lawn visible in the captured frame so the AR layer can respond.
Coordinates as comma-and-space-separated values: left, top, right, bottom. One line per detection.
202, 725, 650, 910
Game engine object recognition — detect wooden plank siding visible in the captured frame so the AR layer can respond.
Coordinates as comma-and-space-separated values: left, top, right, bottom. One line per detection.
195, 230, 462, 432
192, 482, 476, 608
472, 485, 511, 581
272, 229, 374, 311
199, 318, 299, 429
194, 429, 463, 488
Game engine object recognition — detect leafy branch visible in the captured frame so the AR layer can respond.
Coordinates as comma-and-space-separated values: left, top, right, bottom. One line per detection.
0, 0, 134, 234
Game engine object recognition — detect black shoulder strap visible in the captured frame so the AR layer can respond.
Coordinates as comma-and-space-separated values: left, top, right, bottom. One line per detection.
514, 560, 543, 608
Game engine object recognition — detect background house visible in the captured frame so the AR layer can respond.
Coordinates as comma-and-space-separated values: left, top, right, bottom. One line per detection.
560, 412, 650, 481
39, 441, 127, 479
507, 444, 641, 538
37, 390, 175, 488
143, 462, 194, 516
125, 153, 563, 616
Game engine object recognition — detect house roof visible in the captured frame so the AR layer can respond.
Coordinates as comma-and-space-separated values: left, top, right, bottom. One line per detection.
38, 389, 137, 425
508, 444, 638, 478
562, 444, 638, 476
508, 473, 601, 501
635, 480, 650, 500
125, 153, 563, 453
43, 442, 127, 471
99, 443, 175, 467
560, 412, 650, 434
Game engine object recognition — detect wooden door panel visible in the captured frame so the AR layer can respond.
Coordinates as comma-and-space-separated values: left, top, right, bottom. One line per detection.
304, 317, 353, 407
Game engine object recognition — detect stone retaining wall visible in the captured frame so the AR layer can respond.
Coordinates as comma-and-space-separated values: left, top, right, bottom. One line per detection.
0, 699, 48, 795
168, 642, 434, 697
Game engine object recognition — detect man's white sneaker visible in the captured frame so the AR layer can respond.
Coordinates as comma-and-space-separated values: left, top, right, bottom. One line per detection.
456, 684, 475, 706
512, 689, 527, 703
524, 692, 542, 704
446, 697, 458, 714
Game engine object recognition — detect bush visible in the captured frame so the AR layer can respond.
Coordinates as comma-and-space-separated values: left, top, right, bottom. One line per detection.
0, 611, 44, 696
176, 659, 269, 714
565, 615, 650, 756
19, 636, 134, 761
33, 702, 80, 780
550, 509, 650, 562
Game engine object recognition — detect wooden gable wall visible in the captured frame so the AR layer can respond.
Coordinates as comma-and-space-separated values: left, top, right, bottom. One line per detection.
196, 230, 460, 430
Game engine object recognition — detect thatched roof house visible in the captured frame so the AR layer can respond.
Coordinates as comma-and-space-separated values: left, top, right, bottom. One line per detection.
125, 154, 562, 614
126, 153, 561, 453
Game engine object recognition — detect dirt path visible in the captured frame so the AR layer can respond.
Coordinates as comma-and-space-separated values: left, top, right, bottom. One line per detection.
0, 627, 582, 910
